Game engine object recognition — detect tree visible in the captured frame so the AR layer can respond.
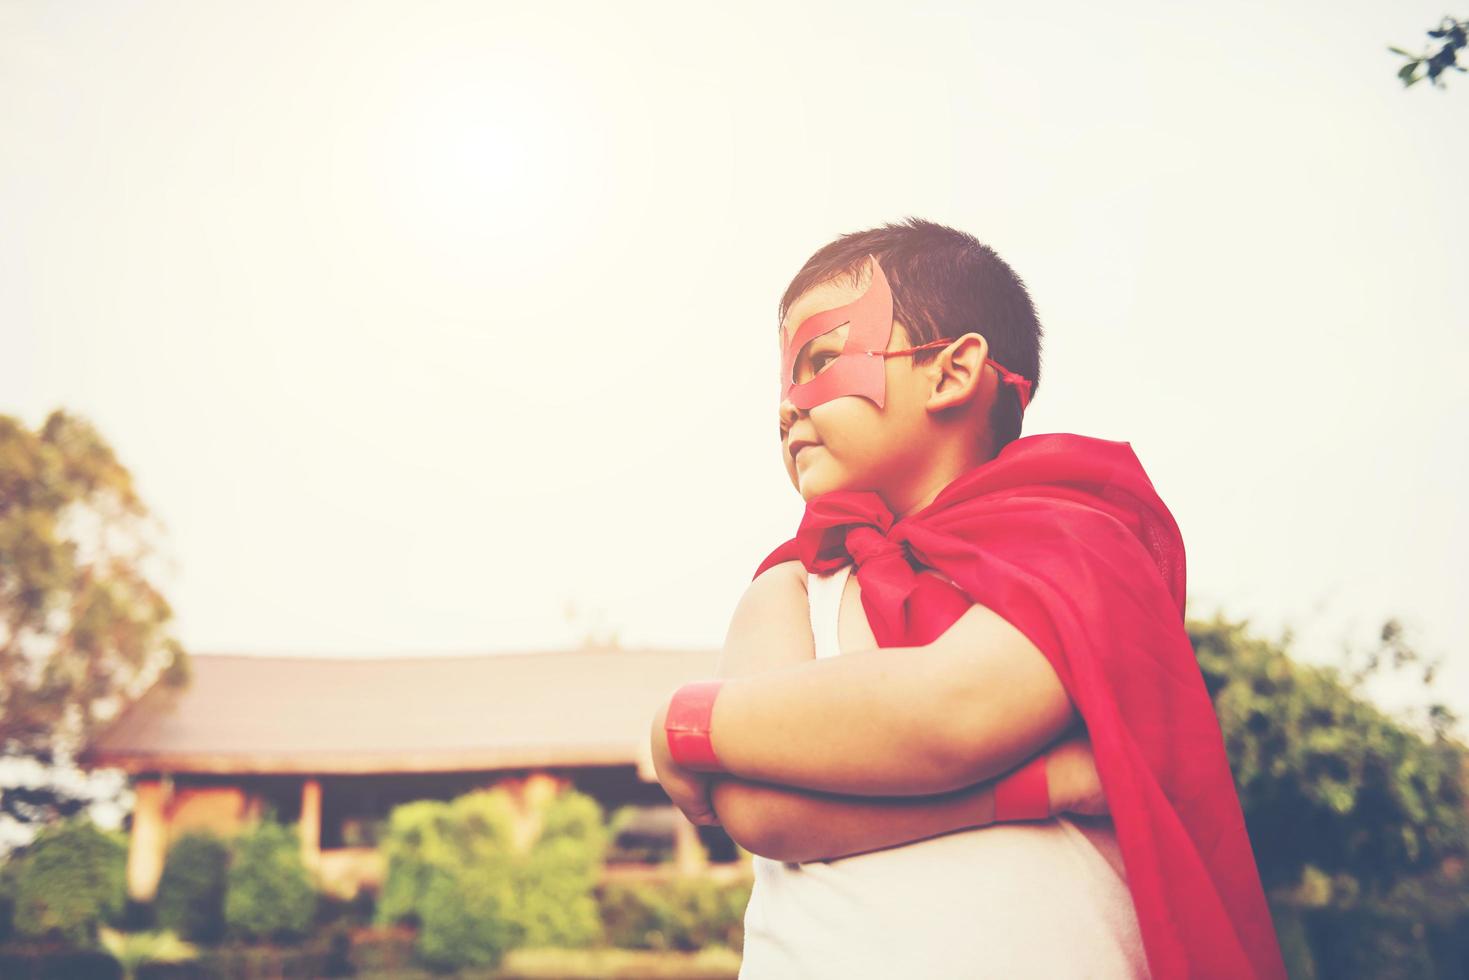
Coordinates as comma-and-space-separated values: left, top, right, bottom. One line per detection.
4, 816, 128, 945
1190, 613, 1468, 893
0, 410, 188, 830
1390, 16, 1467, 88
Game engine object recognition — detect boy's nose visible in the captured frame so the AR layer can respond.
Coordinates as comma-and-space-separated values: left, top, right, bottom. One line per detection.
778, 397, 802, 434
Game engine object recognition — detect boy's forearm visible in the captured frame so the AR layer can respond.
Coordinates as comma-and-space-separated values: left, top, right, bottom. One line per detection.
707, 616, 1072, 797
710, 773, 996, 864
705, 562, 1072, 800
709, 645, 967, 796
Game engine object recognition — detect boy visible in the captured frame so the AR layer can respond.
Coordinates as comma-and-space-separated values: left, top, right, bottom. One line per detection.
650, 220, 1285, 978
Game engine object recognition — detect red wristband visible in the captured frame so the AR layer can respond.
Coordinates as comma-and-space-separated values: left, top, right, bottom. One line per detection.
993, 753, 1050, 821
664, 680, 726, 773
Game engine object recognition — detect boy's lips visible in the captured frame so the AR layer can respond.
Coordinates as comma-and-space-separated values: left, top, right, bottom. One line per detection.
789, 439, 820, 462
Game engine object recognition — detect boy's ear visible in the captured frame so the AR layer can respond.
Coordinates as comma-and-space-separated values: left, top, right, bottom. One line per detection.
925, 333, 990, 414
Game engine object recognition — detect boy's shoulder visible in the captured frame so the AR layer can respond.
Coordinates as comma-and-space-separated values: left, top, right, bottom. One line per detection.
753, 558, 808, 594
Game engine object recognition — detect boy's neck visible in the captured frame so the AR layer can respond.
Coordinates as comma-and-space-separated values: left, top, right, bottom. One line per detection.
888, 437, 998, 518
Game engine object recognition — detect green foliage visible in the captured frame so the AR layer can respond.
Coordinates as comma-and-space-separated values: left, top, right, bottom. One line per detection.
513, 790, 606, 948
598, 878, 751, 952
1190, 614, 1469, 893
1296, 867, 1469, 980
1268, 903, 1317, 980
1390, 17, 1467, 88
0, 852, 16, 942
223, 820, 315, 942
414, 790, 523, 971
155, 831, 230, 944
98, 925, 198, 980
6, 815, 128, 945
375, 799, 466, 928
414, 860, 520, 972
0, 411, 189, 764
376, 785, 610, 971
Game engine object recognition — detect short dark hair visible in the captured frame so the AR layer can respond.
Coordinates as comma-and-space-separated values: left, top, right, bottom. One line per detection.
779, 217, 1044, 451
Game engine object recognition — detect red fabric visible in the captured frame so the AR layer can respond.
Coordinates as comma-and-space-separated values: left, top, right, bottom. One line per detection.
993, 752, 1050, 822
754, 432, 1285, 980
665, 680, 726, 773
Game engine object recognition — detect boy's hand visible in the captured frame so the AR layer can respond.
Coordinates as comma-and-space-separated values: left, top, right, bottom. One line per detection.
649, 700, 721, 827
1044, 734, 1109, 817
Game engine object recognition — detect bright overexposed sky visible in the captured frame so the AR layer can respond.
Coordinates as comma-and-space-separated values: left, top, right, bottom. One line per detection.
2, 0, 1466, 720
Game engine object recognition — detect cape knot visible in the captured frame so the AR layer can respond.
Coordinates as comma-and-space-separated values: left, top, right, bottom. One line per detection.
844, 524, 907, 568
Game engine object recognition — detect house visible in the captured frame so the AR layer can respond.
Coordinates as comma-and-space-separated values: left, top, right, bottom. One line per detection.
77, 648, 744, 902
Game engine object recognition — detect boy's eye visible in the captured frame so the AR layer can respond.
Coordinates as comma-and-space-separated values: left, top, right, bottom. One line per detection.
790, 322, 850, 386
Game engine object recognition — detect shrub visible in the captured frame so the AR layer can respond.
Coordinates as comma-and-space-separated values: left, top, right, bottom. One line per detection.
374, 799, 457, 928
1282, 866, 1469, 980
98, 925, 198, 980
599, 878, 751, 952
346, 924, 416, 975
376, 785, 611, 970
513, 790, 607, 948
1191, 615, 1469, 892
378, 792, 522, 971
6, 816, 128, 945
414, 861, 520, 972
154, 831, 229, 944
313, 888, 375, 931
0, 952, 123, 980
187, 939, 337, 979
0, 853, 16, 942
223, 820, 315, 942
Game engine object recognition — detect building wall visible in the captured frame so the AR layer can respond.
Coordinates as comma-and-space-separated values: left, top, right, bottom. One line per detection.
124, 765, 733, 903
167, 783, 254, 840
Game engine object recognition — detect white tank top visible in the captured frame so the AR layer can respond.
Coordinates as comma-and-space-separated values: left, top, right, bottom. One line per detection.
737, 565, 1152, 979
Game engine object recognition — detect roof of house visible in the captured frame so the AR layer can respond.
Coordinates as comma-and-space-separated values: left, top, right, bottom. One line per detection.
78, 648, 718, 776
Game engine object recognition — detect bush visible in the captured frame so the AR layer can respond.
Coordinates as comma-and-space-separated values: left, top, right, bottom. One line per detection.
376, 785, 611, 971
378, 792, 522, 971
0, 853, 16, 943
134, 965, 210, 980
223, 820, 315, 942
415, 861, 520, 972
513, 790, 607, 948
1191, 615, 1469, 892
374, 799, 457, 928
6, 816, 128, 945
187, 939, 337, 979
98, 925, 199, 979
1284, 867, 1469, 980
0, 948, 125, 979
155, 831, 230, 944
599, 878, 751, 952
313, 888, 375, 932
345, 925, 416, 975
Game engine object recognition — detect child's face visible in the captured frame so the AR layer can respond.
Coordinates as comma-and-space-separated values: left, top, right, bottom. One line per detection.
777, 265, 941, 504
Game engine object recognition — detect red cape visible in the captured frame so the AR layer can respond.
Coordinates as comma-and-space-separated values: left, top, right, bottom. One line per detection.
755, 432, 1285, 979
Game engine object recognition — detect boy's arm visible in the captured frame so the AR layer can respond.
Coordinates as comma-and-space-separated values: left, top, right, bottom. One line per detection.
711, 769, 995, 864
690, 561, 1102, 861
664, 565, 1076, 797
675, 558, 910, 854
710, 735, 1104, 864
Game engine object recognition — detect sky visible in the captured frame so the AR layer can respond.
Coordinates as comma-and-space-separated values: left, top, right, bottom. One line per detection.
1, 0, 1466, 726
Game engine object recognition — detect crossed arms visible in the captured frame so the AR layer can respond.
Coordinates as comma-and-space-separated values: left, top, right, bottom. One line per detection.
649, 560, 1106, 864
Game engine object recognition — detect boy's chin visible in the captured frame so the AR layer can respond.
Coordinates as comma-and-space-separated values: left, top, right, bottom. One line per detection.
794, 477, 834, 501
795, 468, 870, 501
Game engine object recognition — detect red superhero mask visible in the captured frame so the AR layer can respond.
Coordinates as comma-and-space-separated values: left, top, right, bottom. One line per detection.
780, 256, 1034, 412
